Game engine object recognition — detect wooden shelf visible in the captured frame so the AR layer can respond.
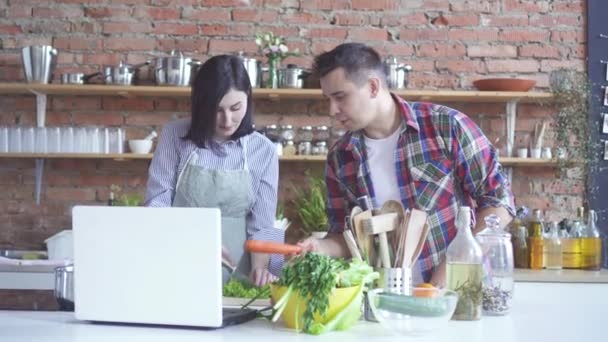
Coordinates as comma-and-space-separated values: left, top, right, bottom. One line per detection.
0, 153, 571, 166
0, 83, 554, 103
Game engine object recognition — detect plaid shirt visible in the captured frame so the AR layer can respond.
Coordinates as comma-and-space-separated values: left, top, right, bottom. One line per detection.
325, 95, 515, 281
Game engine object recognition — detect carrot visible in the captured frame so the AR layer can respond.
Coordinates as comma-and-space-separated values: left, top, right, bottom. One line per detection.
244, 240, 302, 255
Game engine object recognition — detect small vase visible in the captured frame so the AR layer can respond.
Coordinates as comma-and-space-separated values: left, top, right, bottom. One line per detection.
266, 58, 280, 89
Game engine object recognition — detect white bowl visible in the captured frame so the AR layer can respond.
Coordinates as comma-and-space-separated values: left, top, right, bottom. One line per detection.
128, 139, 153, 154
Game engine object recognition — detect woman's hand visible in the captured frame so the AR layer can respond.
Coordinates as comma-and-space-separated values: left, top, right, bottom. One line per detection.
250, 267, 277, 287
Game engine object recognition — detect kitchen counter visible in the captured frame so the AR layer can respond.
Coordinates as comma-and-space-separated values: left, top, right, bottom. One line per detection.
514, 268, 608, 283
0, 282, 605, 342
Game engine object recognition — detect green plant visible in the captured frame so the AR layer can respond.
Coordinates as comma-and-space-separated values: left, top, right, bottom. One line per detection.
110, 184, 144, 206
291, 177, 328, 234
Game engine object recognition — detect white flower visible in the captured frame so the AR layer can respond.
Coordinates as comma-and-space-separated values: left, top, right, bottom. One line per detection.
274, 37, 281, 45
264, 34, 271, 42
255, 38, 262, 46
263, 48, 270, 55
270, 45, 279, 53
279, 44, 288, 53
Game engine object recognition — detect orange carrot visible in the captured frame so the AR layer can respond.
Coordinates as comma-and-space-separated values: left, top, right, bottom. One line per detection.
244, 240, 302, 255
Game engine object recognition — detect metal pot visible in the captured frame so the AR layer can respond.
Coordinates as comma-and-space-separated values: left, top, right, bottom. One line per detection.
21, 45, 58, 84
383, 56, 412, 89
60, 72, 102, 85
238, 53, 261, 88
278, 64, 310, 89
103, 61, 150, 86
54, 265, 74, 311
154, 50, 202, 87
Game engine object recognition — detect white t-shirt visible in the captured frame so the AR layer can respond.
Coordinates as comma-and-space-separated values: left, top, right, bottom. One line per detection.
364, 126, 424, 286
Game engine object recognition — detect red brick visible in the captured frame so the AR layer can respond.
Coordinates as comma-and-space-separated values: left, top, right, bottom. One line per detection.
133, 7, 181, 20
46, 188, 96, 201
467, 45, 517, 58
480, 14, 528, 27
51, 98, 102, 111
504, 0, 550, 13
550, 30, 585, 43
379, 43, 415, 57
281, 11, 326, 25
554, 2, 584, 12
2, 37, 53, 49
33, 7, 83, 18
0, 25, 22, 34
448, 29, 499, 41
7, 7, 32, 18
182, 8, 231, 21
416, 43, 466, 58
352, 0, 397, 10
104, 38, 156, 51
151, 0, 198, 4
437, 60, 486, 74
519, 44, 561, 58
543, 180, 584, 195
381, 13, 427, 26
0, 53, 20, 66
72, 112, 125, 126
529, 14, 580, 27
409, 73, 460, 89
125, 113, 174, 125
299, 0, 350, 10
71, 21, 99, 34
53, 38, 102, 50
209, 39, 257, 54
256, 26, 299, 39
44, 112, 73, 126
499, 30, 550, 42
334, 13, 367, 26
400, 29, 448, 41
103, 22, 152, 34
348, 27, 387, 41
154, 23, 198, 36
540, 60, 584, 73
23, 21, 71, 34
82, 53, 123, 66
486, 60, 539, 73
311, 41, 339, 55
420, 1, 450, 10
101, 98, 154, 111
232, 9, 279, 22
450, 1, 501, 13
201, 0, 245, 5
46, 173, 75, 186
302, 27, 347, 39
85, 7, 132, 18
442, 14, 480, 26
76, 174, 126, 187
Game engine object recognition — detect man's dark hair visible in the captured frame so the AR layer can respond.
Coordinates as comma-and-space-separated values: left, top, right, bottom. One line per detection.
183, 54, 254, 148
312, 43, 387, 86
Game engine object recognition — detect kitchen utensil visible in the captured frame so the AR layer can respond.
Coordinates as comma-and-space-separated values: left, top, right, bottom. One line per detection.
21, 45, 58, 84
473, 78, 536, 92
61, 72, 102, 85
103, 61, 150, 85
352, 210, 374, 264
383, 56, 412, 89
400, 209, 428, 268
128, 139, 153, 154
278, 64, 310, 89
154, 50, 202, 86
342, 229, 363, 261
243, 240, 302, 255
54, 264, 74, 311
238, 52, 261, 88
362, 212, 399, 268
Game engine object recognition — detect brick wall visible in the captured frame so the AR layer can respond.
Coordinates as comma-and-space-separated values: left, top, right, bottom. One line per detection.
0, 0, 586, 251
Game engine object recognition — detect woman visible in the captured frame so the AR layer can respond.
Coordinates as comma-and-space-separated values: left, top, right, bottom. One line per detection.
144, 55, 282, 286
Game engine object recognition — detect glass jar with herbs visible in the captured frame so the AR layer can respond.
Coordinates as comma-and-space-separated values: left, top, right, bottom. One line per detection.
265, 124, 280, 143
513, 226, 529, 269
476, 215, 514, 316
298, 126, 313, 155
314, 125, 330, 142
280, 124, 295, 143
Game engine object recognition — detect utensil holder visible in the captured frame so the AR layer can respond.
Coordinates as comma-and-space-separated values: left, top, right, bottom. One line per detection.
363, 267, 412, 322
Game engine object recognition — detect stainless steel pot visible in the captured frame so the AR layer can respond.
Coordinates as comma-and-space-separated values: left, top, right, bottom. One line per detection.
383, 56, 412, 89
154, 50, 202, 87
54, 265, 74, 311
103, 61, 150, 86
278, 64, 310, 89
61, 72, 102, 85
21, 45, 58, 84
238, 53, 261, 88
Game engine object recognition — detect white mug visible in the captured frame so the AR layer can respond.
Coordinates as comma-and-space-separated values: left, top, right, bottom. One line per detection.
530, 148, 541, 159
517, 148, 528, 158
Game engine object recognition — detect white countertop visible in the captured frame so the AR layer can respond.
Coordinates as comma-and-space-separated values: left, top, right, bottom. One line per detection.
0, 282, 605, 342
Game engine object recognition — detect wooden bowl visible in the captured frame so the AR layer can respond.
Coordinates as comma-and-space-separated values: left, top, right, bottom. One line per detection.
473, 78, 536, 92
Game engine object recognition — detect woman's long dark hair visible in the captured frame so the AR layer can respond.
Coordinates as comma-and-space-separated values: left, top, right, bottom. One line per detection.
183, 55, 254, 147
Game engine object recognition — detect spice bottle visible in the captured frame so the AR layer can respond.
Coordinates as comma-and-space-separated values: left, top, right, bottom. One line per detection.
513, 226, 529, 268
528, 222, 544, 270
446, 206, 483, 321
545, 222, 563, 270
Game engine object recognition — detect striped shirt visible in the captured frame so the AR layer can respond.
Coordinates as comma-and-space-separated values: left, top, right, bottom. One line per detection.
326, 95, 515, 281
144, 118, 284, 274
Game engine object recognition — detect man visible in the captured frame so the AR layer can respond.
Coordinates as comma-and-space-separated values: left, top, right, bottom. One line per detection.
298, 43, 515, 287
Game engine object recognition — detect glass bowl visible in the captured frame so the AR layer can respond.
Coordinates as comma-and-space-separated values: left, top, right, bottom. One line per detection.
366, 288, 458, 336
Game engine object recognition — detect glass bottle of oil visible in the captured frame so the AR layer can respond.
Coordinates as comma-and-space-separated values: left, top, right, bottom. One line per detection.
513, 226, 530, 268
545, 222, 562, 270
446, 206, 483, 321
528, 222, 544, 269
582, 209, 602, 270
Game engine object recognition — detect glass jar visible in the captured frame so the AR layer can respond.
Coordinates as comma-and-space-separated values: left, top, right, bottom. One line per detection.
314, 141, 328, 155
283, 139, 296, 156
265, 124, 280, 142
314, 125, 330, 142
298, 125, 313, 143
446, 206, 483, 321
280, 124, 295, 142
297, 141, 312, 155
513, 226, 529, 269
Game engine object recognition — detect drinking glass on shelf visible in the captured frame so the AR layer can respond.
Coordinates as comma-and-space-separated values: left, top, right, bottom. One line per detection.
0, 127, 8, 153
88, 127, 100, 153
9, 127, 22, 153
22, 127, 35, 153
102, 128, 110, 154
35, 127, 47, 153
109, 128, 125, 154
47, 127, 61, 153
75, 127, 88, 153
60, 127, 74, 153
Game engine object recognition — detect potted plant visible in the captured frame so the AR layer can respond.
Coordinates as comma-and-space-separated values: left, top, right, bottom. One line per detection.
109, 184, 144, 206
291, 176, 329, 239
254, 31, 299, 88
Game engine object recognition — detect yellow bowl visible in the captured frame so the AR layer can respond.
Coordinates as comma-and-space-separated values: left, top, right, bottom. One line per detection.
270, 284, 362, 330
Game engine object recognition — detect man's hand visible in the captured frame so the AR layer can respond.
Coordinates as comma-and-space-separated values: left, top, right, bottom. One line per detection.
249, 267, 277, 287
429, 261, 446, 288
295, 237, 321, 254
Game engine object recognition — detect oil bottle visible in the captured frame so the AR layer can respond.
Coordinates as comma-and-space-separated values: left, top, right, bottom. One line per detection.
446, 206, 483, 321
528, 222, 544, 269
582, 209, 602, 270
545, 222, 563, 270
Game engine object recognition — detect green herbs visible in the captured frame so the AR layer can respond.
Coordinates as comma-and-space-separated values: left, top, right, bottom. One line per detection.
291, 177, 329, 234
272, 253, 378, 334
451, 278, 482, 320
223, 279, 270, 299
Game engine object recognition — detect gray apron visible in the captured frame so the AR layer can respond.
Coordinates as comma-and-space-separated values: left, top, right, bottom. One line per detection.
172, 138, 252, 283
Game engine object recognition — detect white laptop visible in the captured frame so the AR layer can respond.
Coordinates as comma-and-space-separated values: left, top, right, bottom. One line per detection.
72, 206, 257, 328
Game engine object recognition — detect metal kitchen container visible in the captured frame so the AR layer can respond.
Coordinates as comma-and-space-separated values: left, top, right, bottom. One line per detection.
103, 61, 149, 86
278, 64, 310, 89
154, 50, 201, 87
383, 56, 412, 89
238, 53, 261, 88
54, 265, 74, 311
21, 45, 58, 84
